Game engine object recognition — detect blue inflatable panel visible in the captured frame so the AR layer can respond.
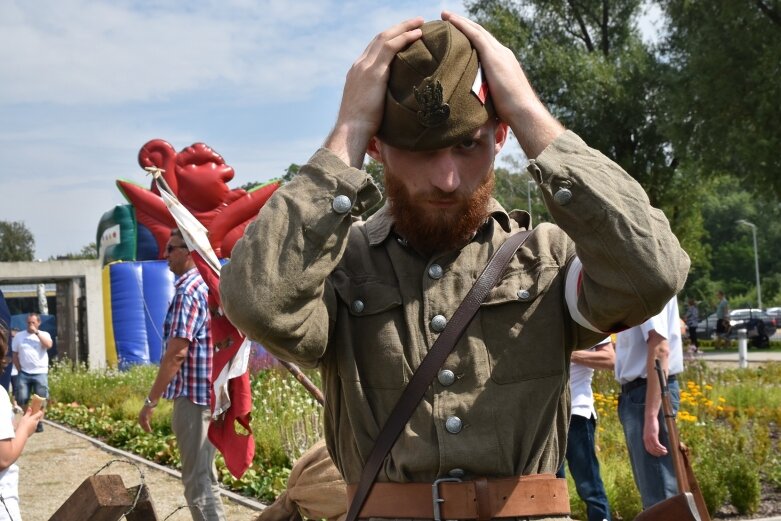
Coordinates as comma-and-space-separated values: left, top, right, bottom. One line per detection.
110, 263, 149, 369
136, 222, 159, 261
141, 261, 174, 364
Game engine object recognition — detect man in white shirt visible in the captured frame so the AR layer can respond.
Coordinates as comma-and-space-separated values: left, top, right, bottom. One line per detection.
614, 297, 683, 510
11, 313, 52, 433
559, 339, 614, 521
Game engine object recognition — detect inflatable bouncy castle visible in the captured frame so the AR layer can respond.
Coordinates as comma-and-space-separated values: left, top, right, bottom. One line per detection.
97, 139, 280, 367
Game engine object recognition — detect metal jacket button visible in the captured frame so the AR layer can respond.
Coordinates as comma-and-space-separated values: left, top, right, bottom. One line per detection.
445, 416, 462, 434
553, 188, 572, 205
351, 300, 365, 313
517, 289, 531, 301
431, 314, 447, 332
332, 195, 352, 214
428, 264, 444, 279
438, 369, 456, 386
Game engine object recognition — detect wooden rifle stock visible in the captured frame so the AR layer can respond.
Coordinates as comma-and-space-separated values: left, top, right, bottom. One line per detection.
654, 359, 711, 521
278, 359, 325, 406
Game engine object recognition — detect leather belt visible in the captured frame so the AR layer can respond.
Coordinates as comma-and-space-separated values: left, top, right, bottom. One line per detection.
621, 374, 676, 394
346, 474, 570, 520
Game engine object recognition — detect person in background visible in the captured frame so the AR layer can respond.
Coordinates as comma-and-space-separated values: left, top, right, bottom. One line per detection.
714, 291, 730, 349
0, 290, 44, 521
11, 313, 51, 433
137, 229, 226, 521
684, 298, 699, 353
558, 339, 615, 521
614, 296, 684, 510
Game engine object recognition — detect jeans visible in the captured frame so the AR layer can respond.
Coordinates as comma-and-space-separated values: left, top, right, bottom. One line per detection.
618, 379, 680, 509
172, 397, 226, 521
15, 371, 48, 407
557, 414, 611, 521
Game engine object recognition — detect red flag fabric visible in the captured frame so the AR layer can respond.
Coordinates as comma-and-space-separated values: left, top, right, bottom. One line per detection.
191, 250, 256, 478
151, 169, 255, 478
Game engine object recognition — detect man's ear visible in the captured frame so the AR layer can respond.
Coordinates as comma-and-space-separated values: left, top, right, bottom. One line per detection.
494, 121, 509, 154
366, 137, 383, 162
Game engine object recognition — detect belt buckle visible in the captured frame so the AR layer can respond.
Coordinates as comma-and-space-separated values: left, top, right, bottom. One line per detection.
432, 477, 461, 521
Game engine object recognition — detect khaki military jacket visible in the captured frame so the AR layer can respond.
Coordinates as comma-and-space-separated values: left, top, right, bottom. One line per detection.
221, 131, 689, 486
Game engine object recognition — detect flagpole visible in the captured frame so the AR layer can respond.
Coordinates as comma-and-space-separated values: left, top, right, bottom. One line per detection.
277, 359, 325, 406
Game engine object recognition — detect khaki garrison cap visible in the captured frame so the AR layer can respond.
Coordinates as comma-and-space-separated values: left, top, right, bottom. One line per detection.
377, 20, 495, 151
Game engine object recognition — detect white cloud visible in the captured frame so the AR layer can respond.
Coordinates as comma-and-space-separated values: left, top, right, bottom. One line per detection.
0, 0, 467, 105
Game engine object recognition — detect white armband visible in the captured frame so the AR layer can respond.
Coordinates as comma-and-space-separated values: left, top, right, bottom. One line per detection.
565, 256, 604, 333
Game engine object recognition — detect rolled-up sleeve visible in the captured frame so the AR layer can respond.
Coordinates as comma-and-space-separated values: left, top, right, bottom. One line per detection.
529, 131, 690, 332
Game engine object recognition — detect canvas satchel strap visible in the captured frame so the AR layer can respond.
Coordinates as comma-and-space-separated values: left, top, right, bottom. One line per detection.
345, 230, 534, 521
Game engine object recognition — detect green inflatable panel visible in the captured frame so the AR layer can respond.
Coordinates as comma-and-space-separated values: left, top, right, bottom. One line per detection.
97, 205, 137, 264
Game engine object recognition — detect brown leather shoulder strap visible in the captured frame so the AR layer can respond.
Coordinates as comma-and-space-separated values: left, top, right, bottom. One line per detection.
345, 230, 534, 521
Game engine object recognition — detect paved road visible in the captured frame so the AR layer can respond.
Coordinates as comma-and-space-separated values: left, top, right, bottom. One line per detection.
697, 349, 781, 364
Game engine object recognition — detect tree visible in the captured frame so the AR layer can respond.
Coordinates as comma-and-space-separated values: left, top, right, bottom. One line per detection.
661, 0, 781, 196
52, 242, 98, 260
281, 163, 301, 184
0, 220, 35, 261
465, 0, 708, 267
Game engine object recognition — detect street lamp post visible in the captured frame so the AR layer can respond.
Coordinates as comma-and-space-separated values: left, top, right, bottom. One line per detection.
737, 219, 762, 309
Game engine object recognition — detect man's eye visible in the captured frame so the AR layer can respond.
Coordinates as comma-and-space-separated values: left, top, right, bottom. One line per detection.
459, 139, 478, 150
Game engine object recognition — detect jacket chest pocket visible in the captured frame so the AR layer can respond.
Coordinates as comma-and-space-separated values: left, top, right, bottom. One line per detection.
479, 265, 565, 384
332, 277, 409, 389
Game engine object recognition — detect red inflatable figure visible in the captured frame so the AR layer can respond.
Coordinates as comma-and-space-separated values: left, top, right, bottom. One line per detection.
116, 139, 279, 258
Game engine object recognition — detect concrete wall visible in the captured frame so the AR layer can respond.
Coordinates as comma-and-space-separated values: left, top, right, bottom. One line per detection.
0, 259, 106, 368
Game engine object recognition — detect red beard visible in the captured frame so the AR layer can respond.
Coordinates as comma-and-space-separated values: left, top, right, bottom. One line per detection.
386, 168, 495, 256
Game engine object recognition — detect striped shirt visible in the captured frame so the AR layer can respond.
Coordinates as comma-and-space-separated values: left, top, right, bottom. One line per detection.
163, 267, 212, 406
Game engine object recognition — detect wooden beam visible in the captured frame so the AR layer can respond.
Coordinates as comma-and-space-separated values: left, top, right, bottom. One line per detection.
49, 475, 132, 521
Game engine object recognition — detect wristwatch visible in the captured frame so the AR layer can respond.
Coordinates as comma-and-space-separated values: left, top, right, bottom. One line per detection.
143, 396, 158, 409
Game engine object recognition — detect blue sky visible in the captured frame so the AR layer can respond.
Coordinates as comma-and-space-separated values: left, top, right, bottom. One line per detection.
0, 0, 661, 260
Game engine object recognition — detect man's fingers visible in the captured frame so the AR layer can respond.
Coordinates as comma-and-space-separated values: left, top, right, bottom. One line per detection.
367, 19, 424, 63
379, 17, 425, 41
441, 11, 491, 44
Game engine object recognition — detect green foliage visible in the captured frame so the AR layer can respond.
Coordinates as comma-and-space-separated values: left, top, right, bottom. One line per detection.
47, 362, 324, 502
46, 358, 781, 512
51, 242, 98, 260
466, 0, 709, 276
281, 163, 300, 184
661, 0, 781, 197
696, 456, 730, 516
0, 220, 35, 261
607, 463, 643, 520
725, 458, 762, 515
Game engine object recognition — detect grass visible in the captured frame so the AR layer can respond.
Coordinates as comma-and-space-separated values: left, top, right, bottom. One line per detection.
45, 359, 781, 518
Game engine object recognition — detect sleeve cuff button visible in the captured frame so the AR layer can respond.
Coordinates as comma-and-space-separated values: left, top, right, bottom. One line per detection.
332, 195, 352, 214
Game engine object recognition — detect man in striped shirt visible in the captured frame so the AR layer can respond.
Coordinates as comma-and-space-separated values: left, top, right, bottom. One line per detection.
138, 228, 226, 521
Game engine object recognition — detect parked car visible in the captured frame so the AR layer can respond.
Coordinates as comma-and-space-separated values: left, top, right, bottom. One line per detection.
695, 308, 776, 348
765, 307, 781, 321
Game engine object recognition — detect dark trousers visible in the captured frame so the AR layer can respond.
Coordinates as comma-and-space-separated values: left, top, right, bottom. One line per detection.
557, 414, 612, 521
687, 325, 699, 348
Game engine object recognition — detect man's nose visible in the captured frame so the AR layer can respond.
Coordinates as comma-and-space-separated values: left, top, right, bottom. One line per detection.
429, 151, 460, 193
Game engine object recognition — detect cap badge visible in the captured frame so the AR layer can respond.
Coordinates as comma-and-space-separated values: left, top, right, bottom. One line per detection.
414, 78, 450, 128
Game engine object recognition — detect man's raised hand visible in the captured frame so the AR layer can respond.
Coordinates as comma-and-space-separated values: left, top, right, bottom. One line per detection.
441, 11, 563, 158
325, 18, 423, 168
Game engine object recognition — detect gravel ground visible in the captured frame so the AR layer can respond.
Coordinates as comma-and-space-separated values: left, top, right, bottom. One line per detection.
16, 419, 265, 521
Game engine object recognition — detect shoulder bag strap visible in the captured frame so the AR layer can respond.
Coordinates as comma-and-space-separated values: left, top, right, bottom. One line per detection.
345, 229, 534, 521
